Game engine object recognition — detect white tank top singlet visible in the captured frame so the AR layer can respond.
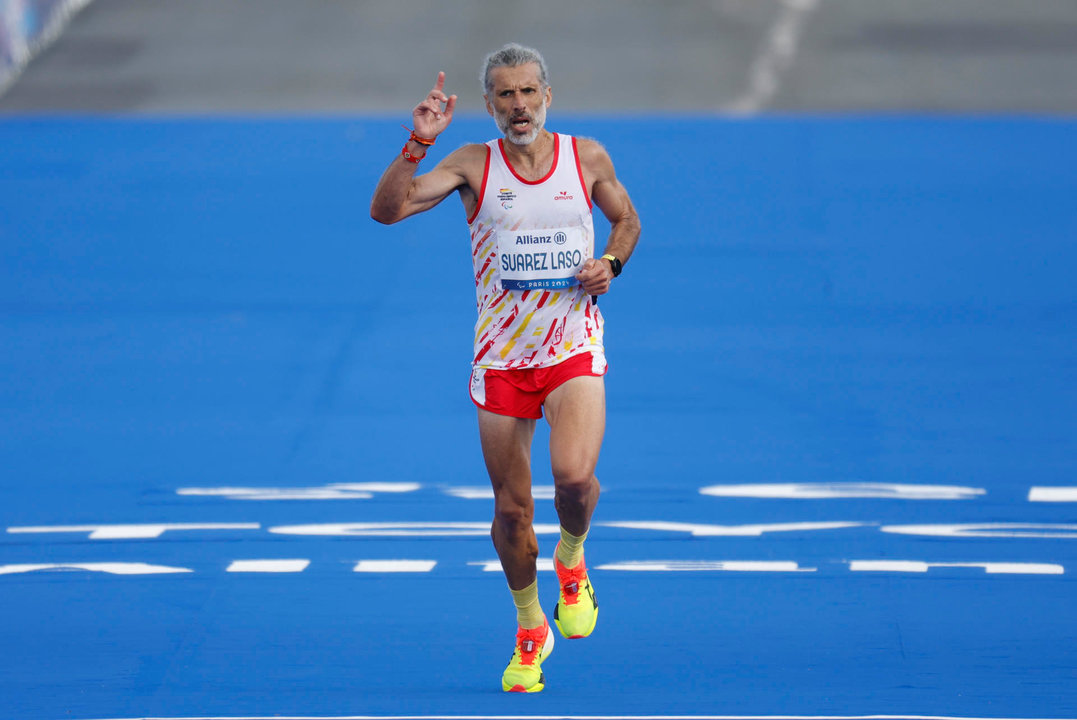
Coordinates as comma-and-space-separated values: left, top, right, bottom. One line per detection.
467, 133, 604, 370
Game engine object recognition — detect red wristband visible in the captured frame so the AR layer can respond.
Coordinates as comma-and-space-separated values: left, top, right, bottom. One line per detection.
410, 130, 436, 147
401, 143, 424, 163
402, 125, 436, 146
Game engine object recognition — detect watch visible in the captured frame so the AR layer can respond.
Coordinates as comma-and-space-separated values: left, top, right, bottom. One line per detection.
600, 253, 623, 277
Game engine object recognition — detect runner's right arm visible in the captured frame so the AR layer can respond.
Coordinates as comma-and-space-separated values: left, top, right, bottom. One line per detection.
371, 144, 487, 224
371, 72, 471, 224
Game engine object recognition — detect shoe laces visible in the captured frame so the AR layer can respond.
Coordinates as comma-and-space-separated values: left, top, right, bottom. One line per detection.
514, 622, 547, 666
556, 559, 588, 604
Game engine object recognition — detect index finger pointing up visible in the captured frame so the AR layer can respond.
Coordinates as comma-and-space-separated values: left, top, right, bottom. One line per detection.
433, 71, 446, 93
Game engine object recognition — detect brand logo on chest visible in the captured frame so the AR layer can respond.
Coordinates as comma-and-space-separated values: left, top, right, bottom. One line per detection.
554, 190, 574, 201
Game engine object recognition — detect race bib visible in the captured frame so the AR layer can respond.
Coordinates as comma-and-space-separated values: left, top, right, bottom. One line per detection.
496, 227, 588, 290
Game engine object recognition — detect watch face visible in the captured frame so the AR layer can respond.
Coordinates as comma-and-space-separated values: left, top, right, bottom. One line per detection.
602, 255, 622, 277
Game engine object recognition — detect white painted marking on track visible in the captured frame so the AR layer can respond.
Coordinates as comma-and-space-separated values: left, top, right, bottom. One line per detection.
725, 0, 819, 114
973, 563, 1064, 575
6, 523, 260, 539
600, 520, 865, 536
850, 560, 931, 573
226, 560, 310, 573
352, 560, 437, 573
1028, 486, 1077, 502
470, 558, 556, 573
443, 484, 555, 500
0, 562, 192, 575
881, 523, 1077, 539
177, 483, 420, 500
268, 522, 560, 537
596, 560, 814, 572
3, 558, 1067, 579
849, 561, 1064, 575
700, 483, 985, 500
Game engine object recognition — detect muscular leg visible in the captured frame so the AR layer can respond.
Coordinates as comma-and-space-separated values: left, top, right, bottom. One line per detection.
543, 375, 605, 536
477, 407, 539, 591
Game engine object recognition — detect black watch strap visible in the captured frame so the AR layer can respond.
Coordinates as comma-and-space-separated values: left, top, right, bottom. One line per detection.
601, 253, 623, 277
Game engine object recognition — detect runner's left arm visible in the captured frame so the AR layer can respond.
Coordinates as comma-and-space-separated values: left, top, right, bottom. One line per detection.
574, 139, 641, 295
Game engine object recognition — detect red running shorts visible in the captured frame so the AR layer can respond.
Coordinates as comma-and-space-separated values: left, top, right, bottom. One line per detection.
469, 351, 608, 419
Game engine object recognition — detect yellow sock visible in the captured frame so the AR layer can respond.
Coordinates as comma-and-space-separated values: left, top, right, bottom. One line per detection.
509, 580, 545, 629
556, 526, 587, 568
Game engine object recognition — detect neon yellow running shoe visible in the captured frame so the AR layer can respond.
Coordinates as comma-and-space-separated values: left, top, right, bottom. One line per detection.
553, 543, 598, 639
501, 617, 555, 693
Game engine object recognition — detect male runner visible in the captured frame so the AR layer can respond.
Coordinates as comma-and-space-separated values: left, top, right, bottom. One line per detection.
370, 43, 640, 693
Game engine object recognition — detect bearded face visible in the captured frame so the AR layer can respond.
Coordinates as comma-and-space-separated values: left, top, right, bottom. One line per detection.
485, 63, 552, 147
493, 99, 547, 146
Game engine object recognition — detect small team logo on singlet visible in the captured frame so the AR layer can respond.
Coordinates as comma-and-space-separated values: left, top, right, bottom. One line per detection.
498, 188, 516, 210
554, 190, 574, 201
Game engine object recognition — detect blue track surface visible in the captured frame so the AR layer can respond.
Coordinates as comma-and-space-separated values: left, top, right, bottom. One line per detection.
1, 116, 1076, 719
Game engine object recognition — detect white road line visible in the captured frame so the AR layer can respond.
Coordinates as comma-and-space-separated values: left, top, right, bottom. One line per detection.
226, 560, 310, 573
700, 483, 985, 500
725, 0, 819, 114
470, 559, 556, 573
443, 485, 556, 500
0, 562, 192, 576
596, 560, 814, 572
352, 560, 437, 573
849, 561, 1064, 575
601, 520, 865, 536
6, 523, 260, 539
1028, 486, 1077, 502
178, 483, 420, 501
3, 558, 1068, 579
881, 523, 1077, 539
269, 522, 560, 537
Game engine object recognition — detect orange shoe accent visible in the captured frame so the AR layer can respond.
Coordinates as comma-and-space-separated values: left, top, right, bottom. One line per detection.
515, 622, 548, 665
554, 542, 598, 639
554, 548, 588, 606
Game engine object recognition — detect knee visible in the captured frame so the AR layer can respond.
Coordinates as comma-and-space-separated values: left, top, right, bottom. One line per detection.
553, 470, 599, 504
493, 492, 534, 535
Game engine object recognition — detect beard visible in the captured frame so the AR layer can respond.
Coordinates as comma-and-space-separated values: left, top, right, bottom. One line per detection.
494, 101, 547, 146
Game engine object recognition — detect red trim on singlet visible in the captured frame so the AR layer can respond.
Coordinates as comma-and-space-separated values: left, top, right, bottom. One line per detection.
498, 133, 560, 185
467, 145, 492, 224
571, 136, 593, 210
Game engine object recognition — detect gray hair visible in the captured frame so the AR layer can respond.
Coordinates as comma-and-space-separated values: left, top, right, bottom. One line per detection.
480, 43, 549, 95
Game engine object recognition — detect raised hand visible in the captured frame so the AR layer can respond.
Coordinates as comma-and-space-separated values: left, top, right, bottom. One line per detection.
413, 71, 457, 139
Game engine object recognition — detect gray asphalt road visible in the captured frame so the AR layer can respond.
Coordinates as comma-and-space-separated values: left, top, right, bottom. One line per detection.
3, 0, 1077, 114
